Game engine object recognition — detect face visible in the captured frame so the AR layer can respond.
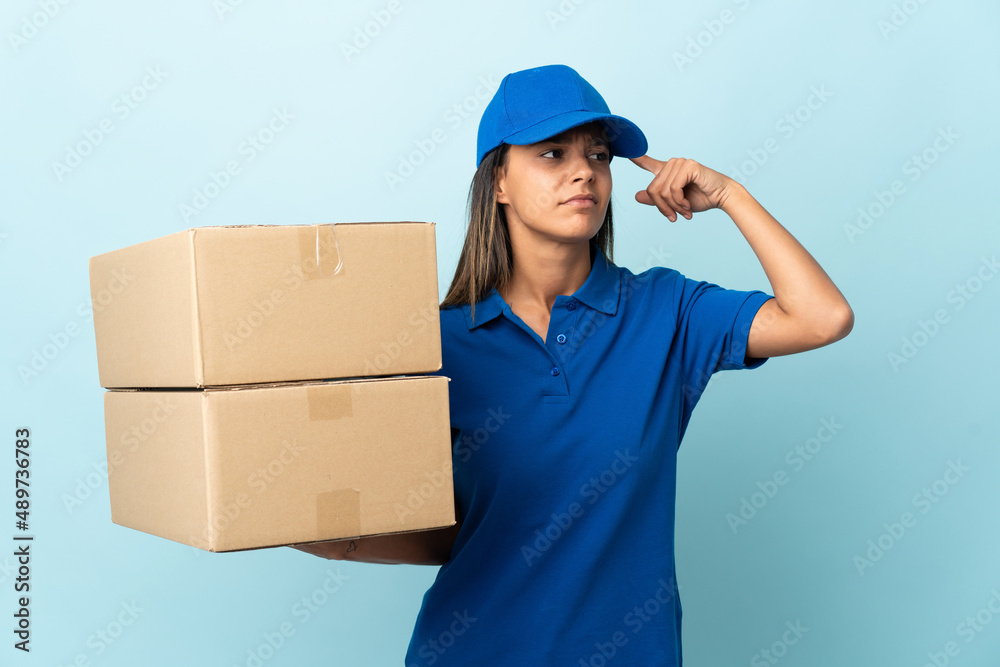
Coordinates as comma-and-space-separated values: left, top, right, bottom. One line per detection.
494, 121, 612, 247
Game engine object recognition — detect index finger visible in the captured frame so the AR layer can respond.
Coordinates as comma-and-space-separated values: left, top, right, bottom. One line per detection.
628, 154, 662, 173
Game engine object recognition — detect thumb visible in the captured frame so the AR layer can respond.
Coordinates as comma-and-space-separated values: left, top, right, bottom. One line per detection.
634, 190, 654, 206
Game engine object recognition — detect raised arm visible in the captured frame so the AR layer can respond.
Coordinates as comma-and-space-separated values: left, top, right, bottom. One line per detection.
630, 155, 854, 358
718, 182, 853, 359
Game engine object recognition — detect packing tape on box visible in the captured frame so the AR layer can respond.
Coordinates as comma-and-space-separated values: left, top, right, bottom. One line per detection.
316, 488, 361, 538
309, 383, 360, 537
307, 385, 353, 420
296, 223, 343, 279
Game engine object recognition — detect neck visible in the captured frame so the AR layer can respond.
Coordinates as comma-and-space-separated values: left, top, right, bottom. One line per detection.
500, 232, 594, 311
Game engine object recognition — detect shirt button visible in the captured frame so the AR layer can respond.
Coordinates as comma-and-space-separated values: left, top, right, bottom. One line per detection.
566, 302, 577, 311
550, 367, 560, 377
556, 334, 567, 344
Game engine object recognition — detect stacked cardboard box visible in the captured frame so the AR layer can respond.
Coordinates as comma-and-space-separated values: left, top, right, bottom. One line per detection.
89, 222, 455, 552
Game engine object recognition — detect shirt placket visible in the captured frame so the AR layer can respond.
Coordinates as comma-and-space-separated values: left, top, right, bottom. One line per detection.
502, 298, 580, 402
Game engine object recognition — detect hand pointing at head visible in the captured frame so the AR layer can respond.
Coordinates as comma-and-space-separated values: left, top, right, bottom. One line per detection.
629, 155, 739, 222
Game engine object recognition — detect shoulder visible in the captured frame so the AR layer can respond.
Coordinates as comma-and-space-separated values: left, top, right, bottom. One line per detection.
437, 303, 477, 350
438, 303, 467, 332
619, 262, 686, 303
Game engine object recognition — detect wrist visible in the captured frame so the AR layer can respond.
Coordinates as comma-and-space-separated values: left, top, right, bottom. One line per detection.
717, 179, 750, 215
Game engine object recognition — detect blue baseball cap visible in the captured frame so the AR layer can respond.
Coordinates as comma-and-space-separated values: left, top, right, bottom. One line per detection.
476, 64, 647, 168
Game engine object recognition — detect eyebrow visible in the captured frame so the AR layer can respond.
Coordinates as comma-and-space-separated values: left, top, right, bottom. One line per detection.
543, 134, 610, 148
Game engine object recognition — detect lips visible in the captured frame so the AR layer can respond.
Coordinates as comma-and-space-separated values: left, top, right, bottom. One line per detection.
562, 194, 597, 205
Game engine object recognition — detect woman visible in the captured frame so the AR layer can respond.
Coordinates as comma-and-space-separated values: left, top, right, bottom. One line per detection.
294, 64, 853, 665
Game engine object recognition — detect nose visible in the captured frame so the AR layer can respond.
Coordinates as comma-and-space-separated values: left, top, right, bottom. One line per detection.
567, 147, 596, 182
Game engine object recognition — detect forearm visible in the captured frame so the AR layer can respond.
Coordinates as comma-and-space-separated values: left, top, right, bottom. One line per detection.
290, 522, 460, 565
719, 182, 854, 336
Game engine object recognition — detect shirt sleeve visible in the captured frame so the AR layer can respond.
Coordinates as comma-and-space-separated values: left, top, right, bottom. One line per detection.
666, 269, 774, 415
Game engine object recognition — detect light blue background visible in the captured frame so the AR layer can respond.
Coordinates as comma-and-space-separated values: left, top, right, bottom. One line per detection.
2, 0, 998, 665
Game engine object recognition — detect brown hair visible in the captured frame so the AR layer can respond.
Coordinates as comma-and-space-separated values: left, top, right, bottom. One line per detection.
439, 140, 615, 324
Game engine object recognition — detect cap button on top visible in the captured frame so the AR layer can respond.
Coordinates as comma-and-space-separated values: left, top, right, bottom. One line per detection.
566, 301, 577, 311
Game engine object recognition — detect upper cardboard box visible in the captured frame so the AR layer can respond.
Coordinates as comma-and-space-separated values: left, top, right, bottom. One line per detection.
89, 222, 442, 388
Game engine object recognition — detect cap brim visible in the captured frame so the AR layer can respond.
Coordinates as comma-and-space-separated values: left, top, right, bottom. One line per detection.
502, 110, 647, 158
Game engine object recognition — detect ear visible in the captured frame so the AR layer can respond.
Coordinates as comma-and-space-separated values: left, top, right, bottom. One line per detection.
493, 164, 509, 205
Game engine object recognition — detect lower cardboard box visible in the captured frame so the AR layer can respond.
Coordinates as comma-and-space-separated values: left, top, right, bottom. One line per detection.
102, 375, 455, 552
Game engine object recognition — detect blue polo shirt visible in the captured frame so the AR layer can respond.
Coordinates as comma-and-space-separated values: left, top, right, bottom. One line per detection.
405, 241, 774, 666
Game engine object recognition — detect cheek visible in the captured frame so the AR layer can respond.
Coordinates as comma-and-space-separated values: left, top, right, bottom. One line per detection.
514, 173, 560, 216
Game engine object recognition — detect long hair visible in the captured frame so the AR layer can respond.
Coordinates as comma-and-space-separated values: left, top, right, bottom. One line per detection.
440, 143, 615, 323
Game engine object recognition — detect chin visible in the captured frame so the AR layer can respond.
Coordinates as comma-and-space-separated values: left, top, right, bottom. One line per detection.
523, 212, 604, 246
546, 229, 600, 246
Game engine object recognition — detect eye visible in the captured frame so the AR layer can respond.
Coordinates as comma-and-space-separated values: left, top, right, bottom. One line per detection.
539, 148, 610, 161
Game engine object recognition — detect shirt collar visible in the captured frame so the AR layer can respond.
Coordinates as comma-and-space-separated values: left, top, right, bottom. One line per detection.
463, 241, 621, 330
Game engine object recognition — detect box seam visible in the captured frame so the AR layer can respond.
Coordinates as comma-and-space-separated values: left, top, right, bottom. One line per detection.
201, 391, 216, 551
188, 229, 207, 387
